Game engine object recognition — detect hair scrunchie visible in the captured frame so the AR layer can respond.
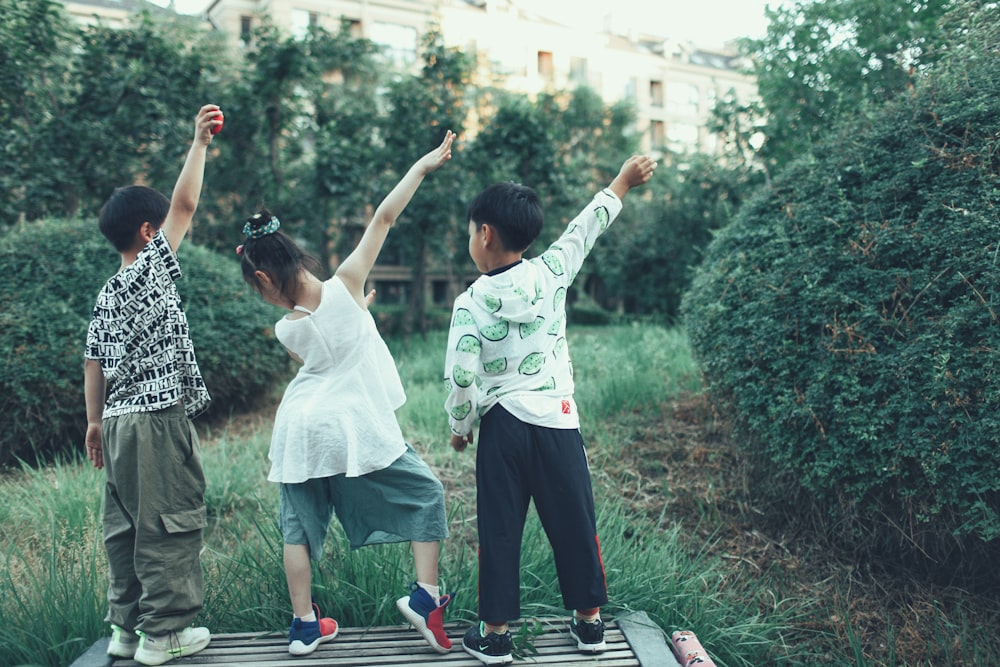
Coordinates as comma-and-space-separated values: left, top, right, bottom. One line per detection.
243, 215, 281, 239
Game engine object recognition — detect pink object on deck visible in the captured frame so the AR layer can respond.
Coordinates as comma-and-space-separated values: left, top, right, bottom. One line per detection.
670, 630, 718, 667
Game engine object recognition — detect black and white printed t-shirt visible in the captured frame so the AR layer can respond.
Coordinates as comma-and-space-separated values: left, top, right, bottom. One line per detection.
85, 230, 210, 419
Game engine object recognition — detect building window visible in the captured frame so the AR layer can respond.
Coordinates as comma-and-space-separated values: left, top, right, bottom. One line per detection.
291, 9, 319, 40
240, 15, 252, 44
666, 82, 700, 116
537, 51, 554, 81
432, 280, 449, 306
650, 120, 665, 149
667, 123, 700, 151
374, 280, 408, 305
570, 56, 587, 84
625, 77, 637, 100
649, 80, 664, 107
371, 21, 418, 67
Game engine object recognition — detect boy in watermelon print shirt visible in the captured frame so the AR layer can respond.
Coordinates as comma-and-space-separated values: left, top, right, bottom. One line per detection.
444, 155, 657, 665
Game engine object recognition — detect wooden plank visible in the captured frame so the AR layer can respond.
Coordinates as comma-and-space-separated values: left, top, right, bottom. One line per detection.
84, 619, 647, 667
616, 612, 681, 667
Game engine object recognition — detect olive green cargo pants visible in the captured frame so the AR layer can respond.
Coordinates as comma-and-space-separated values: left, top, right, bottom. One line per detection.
101, 403, 207, 635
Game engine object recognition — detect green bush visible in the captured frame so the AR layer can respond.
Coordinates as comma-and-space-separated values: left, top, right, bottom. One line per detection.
0, 217, 291, 467
682, 3, 1000, 545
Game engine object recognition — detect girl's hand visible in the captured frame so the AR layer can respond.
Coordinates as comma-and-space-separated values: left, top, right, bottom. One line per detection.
417, 130, 456, 175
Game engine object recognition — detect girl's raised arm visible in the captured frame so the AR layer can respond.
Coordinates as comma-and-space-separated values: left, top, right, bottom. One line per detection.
335, 131, 455, 305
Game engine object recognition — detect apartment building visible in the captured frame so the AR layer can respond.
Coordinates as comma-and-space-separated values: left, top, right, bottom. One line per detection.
200, 0, 757, 156
63, 0, 171, 27
61, 0, 757, 155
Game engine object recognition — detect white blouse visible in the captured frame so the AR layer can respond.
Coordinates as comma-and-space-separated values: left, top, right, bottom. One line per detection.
267, 276, 407, 482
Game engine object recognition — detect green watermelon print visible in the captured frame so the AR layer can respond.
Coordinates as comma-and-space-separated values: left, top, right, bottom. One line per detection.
484, 293, 502, 312
452, 365, 475, 388
553, 286, 567, 311
452, 308, 475, 327
456, 334, 482, 354
518, 352, 544, 375
483, 357, 508, 374
450, 400, 472, 421
553, 337, 567, 358
532, 376, 556, 391
481, 320, 510, 341
596, 206, 610, 231
541, 252, 564, 276
519, 316, 546, 338
514, 286, 531, 303
547, 315, 563, 335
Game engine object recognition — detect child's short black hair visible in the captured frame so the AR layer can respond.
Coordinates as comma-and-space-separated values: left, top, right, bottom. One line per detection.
239, 209, 324, 302
98, 185, 170, 252
467, 182, 543, 252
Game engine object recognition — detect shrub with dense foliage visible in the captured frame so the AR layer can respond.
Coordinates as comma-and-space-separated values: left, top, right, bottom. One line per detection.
682, 1, 1000, 545
0, 218, 291, 467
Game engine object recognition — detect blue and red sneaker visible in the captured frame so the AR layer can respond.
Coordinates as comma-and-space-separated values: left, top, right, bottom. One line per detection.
396, 582, 453, 653
288, 602, 339, 656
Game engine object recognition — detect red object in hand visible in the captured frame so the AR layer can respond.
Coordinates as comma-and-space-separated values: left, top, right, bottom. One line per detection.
211, 112, 224, 135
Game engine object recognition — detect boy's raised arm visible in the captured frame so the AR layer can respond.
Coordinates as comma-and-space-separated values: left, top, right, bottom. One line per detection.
161, 104, 222, 251
336, 131, 455, 303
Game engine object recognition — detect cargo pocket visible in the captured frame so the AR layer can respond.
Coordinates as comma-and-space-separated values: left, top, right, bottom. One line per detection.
160, 505, 207, 534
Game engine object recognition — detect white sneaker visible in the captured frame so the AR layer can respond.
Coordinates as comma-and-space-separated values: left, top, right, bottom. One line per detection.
133, 626, 211, 666
106, 624, 140, 658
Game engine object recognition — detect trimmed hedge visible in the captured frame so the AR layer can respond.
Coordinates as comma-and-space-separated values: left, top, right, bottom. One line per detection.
0, 217, 291, 467
682, 5, 1000, 544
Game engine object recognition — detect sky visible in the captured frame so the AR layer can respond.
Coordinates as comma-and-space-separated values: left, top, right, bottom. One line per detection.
155, 0, 790, 47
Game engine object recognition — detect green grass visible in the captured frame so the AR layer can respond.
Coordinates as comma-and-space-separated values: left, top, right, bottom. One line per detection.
1, 324, 997, 667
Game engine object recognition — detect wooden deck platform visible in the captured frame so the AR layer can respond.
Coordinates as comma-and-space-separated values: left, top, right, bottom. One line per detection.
71, 613, 680, 667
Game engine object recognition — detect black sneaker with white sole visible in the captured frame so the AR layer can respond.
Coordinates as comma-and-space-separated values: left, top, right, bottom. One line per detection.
569, 617, 607, 652
462, 622, 513, 665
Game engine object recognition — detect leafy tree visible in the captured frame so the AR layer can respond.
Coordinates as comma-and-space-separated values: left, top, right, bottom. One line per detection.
196, 19, 318, 250
308, 20, 383, 268
56, 13, 223, 217
0, 3, 227, 225
598, 154, 763, 319
377, 26, 472, 335
540, 87, 637, 212
462, 91, 562, 198
740, 0, 950, 172
196, 19, 387, 261
0, 0, 75, 223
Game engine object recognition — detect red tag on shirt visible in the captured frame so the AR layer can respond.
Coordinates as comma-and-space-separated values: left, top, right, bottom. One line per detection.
561, 400, 571, 414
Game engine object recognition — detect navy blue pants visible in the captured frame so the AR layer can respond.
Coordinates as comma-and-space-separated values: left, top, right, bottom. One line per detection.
475, 405, 608, 623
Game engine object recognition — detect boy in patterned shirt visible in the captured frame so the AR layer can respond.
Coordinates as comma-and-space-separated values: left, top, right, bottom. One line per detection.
83, 104, 223, 666
444, 155, 657, 665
